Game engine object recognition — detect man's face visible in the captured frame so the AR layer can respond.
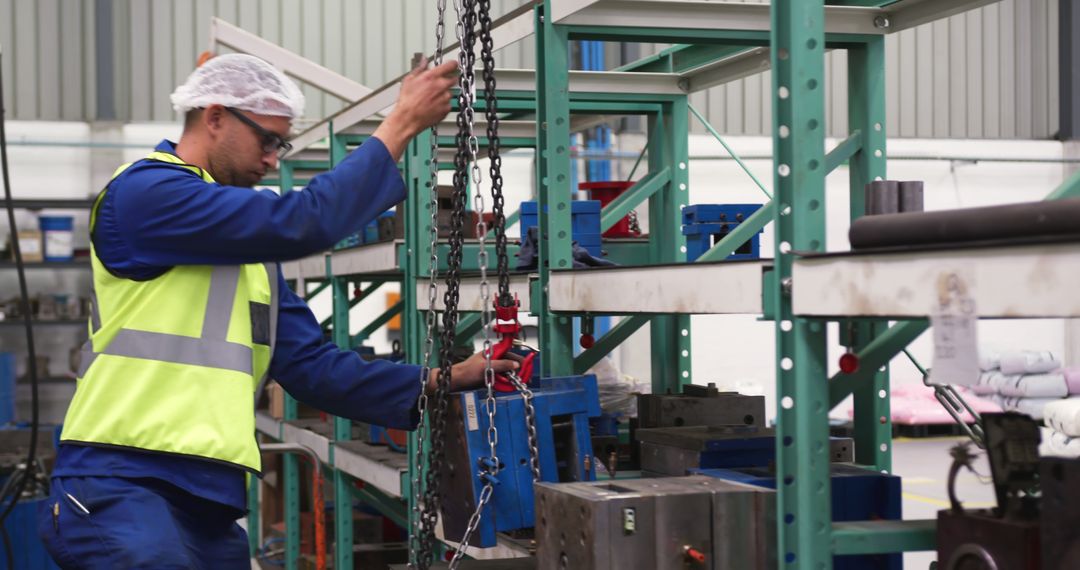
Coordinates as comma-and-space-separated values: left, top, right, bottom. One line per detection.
208, 107, 292, 188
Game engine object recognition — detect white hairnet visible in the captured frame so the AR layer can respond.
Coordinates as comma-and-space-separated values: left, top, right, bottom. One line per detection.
170, 53, 305, 119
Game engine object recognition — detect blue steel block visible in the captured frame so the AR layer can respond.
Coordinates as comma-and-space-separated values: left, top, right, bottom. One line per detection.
443, 375, 601, 547
682, 203, 762, 225
682, 204, 764, 261
0, 353, 14, 424
519, 200, 602, 242
694, 464, 902, 570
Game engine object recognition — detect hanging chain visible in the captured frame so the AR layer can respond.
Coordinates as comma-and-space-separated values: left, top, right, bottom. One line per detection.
477, 0, 512, 307
410, 0, 449, 566
508, 372, 541, 481
627, 208, 642, 235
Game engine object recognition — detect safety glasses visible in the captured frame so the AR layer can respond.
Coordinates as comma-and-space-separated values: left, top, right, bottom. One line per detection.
224, 107, 293, 158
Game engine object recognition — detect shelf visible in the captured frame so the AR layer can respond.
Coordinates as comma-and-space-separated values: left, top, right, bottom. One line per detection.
552, 0, 997, 36
5, 199, 94, 209
416, 273, 534, 313
792, 241, 1080, 318
280, 241, 400, 281
254, 412, 408, 499
0, 260, 90, 269
0, 319, 87, 327
434, 530, 533, 561
547, 259, 768, 314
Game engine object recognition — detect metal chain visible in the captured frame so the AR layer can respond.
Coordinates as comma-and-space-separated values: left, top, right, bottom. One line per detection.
410, 0, 449, 566
477, 0, 512, 307
508, 372, 541, 481
627, 208, 642, 235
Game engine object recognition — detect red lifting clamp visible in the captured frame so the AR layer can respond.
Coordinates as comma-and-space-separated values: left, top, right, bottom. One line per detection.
489, 296, 536, 392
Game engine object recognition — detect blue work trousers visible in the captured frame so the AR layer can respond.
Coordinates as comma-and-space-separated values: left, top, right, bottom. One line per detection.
36, 476, 249, 569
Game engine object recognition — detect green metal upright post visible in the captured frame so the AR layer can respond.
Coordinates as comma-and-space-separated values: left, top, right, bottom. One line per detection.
771, 1, 832, 568
402, 129, 433, 566
847, 37, 891, 472
536, 3, 574, 377
646, 100, 692, 393
327, 129, 355, 570
276, 159, 301, 570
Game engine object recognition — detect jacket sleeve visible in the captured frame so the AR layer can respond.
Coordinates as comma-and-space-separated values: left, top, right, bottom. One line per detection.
267, 270, 423, 429
101, 137, 404, 270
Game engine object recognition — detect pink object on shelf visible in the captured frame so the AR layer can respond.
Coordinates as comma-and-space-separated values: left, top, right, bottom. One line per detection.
845, 384, 1002, 425
1062, 367, 1080, 395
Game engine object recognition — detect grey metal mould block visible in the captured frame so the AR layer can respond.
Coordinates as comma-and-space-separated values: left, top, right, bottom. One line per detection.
534, 476, 775, 570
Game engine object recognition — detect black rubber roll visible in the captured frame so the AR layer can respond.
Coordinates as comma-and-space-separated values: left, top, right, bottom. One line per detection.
849, 197, 1080, 250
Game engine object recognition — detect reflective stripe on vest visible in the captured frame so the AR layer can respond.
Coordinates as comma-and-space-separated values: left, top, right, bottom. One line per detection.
77, 264, 278, 379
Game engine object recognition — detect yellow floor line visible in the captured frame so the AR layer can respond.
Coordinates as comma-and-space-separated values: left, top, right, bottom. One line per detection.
902, 492, 994, 509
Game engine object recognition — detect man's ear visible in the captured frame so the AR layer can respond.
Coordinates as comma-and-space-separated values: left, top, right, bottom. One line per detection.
203, 105, 227, 136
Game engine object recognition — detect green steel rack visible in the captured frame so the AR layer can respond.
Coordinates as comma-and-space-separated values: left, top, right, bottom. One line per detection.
235, 1, 1080, 568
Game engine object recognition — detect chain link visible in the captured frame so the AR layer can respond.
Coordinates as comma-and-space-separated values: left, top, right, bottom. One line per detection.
477, 0, 512, 307
508, 372, 541, 481
411, 0, 451, 567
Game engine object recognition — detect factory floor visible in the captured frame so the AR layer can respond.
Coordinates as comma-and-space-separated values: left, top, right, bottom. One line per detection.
892, 436, 996, 570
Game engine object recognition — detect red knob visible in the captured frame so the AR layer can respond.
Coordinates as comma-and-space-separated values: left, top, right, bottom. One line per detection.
684, 546, 706, 564
580, 334, 595, 349
839, 352, 860, 374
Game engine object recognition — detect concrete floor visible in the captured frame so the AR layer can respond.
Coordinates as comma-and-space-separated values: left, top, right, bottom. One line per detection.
891, 436, 997, 570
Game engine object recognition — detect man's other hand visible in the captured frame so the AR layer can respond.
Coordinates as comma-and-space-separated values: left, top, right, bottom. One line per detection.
374, 58, 458, 161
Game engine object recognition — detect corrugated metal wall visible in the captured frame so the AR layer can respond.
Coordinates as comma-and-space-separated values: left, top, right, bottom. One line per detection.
0, 0, 1063, 139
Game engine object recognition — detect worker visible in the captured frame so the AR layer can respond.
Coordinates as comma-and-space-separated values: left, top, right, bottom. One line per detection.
36, 53, 519, 568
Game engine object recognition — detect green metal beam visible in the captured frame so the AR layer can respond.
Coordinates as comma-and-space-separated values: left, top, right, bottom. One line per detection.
1044, 167, 1080, 200
600, 168, 671, 232
319, 281, 383, 330
688, 103, 771, 199
573, 315, 650, 375
303, 281, 330, 302
696, 201, 774, 262
832, 520, 937, 555
828, 320, 929, 408
349, 484, 408, 530
453, 312, 484, 347
825, 130, 864, 174
351, 300, 404, 345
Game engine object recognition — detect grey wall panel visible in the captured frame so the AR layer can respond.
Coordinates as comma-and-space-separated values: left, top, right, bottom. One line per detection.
0, 0, 1067, 141
13, 0, 37, 119
60, 0, 85, 120
37, 0, 61, 121
128, 1, 151, 121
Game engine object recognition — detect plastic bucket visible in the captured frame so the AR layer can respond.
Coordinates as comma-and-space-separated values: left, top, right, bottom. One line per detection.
39, 215, 74, 261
